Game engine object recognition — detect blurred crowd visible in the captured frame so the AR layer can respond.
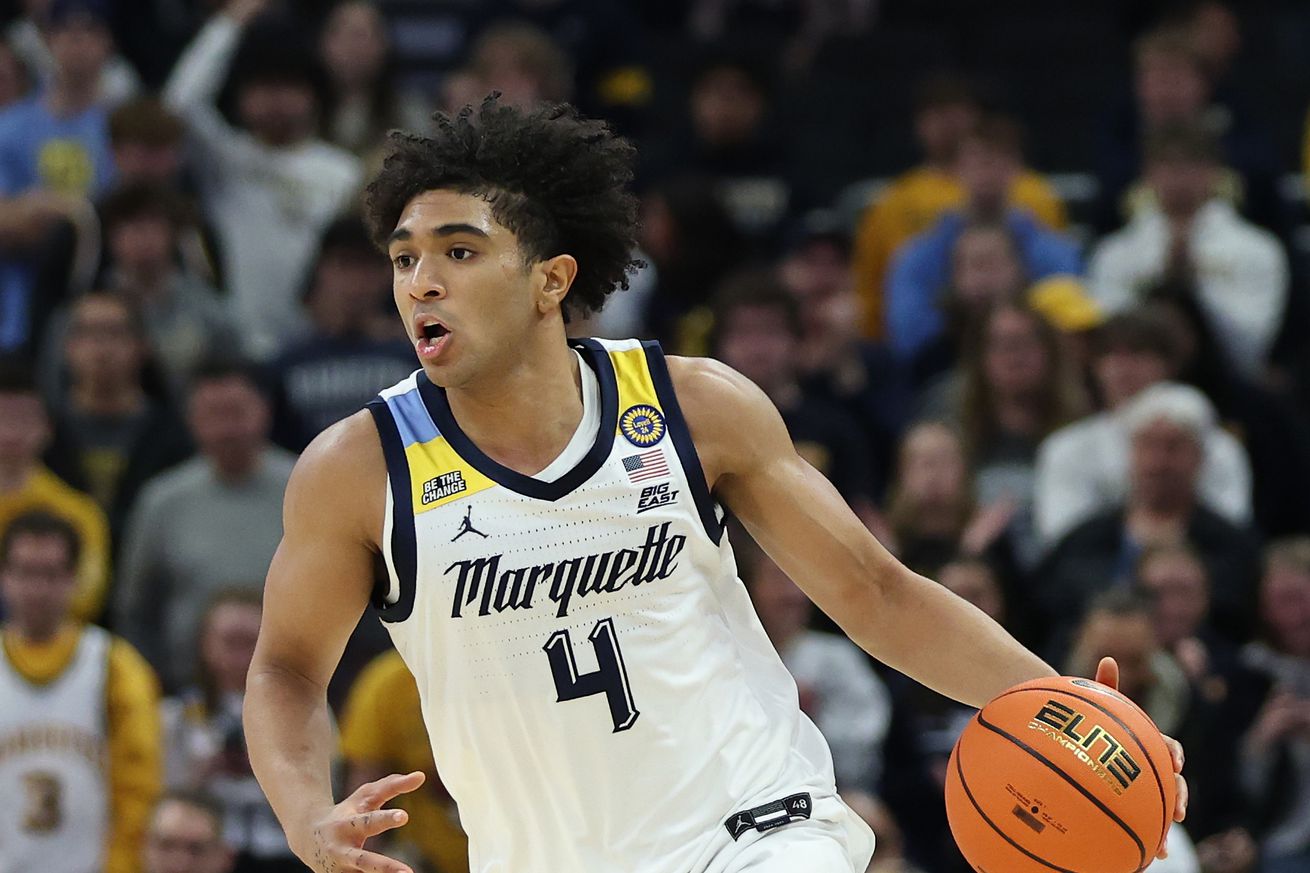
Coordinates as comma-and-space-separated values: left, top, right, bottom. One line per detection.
2, 0, 1310, 871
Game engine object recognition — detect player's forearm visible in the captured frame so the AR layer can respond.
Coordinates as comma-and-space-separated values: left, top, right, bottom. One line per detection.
244, 663, 338, 858
852, 567, 1055, 708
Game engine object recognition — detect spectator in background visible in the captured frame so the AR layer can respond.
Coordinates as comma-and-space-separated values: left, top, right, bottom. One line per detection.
115, 360, 295, 688
0, 511, 161, 873
1097, 27, 1285, 238
643, 51, 790, 245
341, 649, 470, 873
1067, 589, 1193, 739
495, 0, 650, 127
907, 219, 1028, 389
0, 41, 30, 110
1036, 382, 1260, 646
0, 0, 119, 351
269, 216, 415, 451
886, 116, 1081, 364
1137, 543, 1264, 841
39, 182, 239, 402
1063, 589, 1207, 873
786, 213, 910, 481
0, 358, 109, 621
745, 551, 892, 793
318, 0, 429, 159
929, 302, 1087, 568
108, 98, 189, 188
441, 21, 573, 113
107, 99, 223, 291
53, 292, 191, 538
710, 271, 878, 513
1240, 538, 1310, 873
882, 422, 1021, 586
1034, 309, 1251, 547
162, 591, 302, 872
164, 0, 362, 358
636, 175, 745, 349
1089, 123, 1288, 381
143, 790, 236, 873
851, 76, 1066, 338
5, 0, 140, 106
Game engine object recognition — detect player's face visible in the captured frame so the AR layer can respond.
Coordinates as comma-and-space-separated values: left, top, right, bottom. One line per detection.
144, 801, 232, 873
388, 190, 551, 388
0, 534, 77, 640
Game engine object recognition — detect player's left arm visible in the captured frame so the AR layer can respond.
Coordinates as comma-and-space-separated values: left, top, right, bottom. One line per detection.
670, 356, 1187, 825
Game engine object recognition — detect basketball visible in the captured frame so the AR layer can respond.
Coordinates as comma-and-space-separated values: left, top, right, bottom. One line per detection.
945, 676, 1176, 873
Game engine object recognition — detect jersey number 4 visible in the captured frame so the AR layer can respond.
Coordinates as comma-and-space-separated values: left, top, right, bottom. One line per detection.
543, 617, 640, 732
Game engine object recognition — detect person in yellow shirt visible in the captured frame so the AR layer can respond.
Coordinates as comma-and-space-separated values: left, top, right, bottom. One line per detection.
0, 510, 162, 873
851, 74, 1067, 338
0, 359, 111, 621
340, 649, 469, 873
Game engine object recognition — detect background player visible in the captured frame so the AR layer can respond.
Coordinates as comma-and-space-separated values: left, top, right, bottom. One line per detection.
243, 100, 1185, 873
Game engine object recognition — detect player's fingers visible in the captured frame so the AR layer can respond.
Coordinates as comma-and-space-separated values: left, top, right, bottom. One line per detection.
341, 845, 414, 873
1093, 656, 1120, 690
1174, 772, 1189, 823
342, 808, 409, 839
1163, 734, 1185, 774
352, 771, 426, 811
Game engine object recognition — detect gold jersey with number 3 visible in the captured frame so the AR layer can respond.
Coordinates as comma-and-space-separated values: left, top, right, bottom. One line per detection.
0, 624, 109, 873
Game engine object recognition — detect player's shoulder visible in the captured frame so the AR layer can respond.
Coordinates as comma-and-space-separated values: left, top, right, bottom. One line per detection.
664, 355, 791, 481
285, 410, 387, 537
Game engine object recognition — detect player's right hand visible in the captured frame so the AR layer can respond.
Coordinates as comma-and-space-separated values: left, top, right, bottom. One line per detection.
299, 771, 426, 873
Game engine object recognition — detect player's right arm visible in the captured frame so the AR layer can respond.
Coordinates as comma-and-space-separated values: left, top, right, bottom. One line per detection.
244, 411, 424, 873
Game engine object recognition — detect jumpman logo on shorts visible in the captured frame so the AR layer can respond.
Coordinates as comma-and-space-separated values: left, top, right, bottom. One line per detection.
452, 506, 489, 542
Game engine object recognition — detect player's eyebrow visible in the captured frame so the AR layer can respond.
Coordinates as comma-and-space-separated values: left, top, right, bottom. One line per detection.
387, 224, 490, 246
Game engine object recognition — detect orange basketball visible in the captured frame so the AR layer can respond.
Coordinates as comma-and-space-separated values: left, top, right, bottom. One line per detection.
944, 676, 1176, 873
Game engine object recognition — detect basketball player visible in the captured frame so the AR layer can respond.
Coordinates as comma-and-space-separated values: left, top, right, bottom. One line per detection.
244, 100, 1186, 873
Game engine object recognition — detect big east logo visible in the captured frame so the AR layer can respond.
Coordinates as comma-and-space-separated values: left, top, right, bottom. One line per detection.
1028, 699, 1142, 795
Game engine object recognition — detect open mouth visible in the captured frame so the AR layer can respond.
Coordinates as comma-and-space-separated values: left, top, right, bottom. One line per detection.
415, 316, 452, 360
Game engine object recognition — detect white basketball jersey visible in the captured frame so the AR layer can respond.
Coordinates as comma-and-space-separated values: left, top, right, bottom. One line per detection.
0, 625, 110, 873
367, 338, 873, 873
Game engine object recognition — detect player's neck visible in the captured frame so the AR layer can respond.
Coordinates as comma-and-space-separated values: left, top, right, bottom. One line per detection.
444, 338, 585, 477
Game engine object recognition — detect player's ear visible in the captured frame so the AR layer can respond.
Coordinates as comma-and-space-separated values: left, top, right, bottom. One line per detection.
536, 254, 578, 314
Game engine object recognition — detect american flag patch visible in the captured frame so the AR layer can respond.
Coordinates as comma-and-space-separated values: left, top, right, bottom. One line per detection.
622, 449, 669, 482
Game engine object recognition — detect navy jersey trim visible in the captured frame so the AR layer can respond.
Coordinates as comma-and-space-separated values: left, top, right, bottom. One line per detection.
641, 341, 724, 544
414, 340, 618, 502
366, 399, 417, 622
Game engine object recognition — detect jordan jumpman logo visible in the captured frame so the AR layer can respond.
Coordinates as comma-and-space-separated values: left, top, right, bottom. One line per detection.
451, 506, 489, 542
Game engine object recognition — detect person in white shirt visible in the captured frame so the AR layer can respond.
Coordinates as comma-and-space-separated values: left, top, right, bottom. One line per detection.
163, 0, 362, 359
1034, 309, 1251, 548
1088, 122, 1287, 381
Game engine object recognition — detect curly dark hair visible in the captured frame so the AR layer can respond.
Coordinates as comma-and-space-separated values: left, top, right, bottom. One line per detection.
363, 97, 642, 319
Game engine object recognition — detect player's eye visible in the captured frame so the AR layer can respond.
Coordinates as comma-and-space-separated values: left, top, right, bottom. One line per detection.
393, 254, 414, 270
449, 247, 475, 261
